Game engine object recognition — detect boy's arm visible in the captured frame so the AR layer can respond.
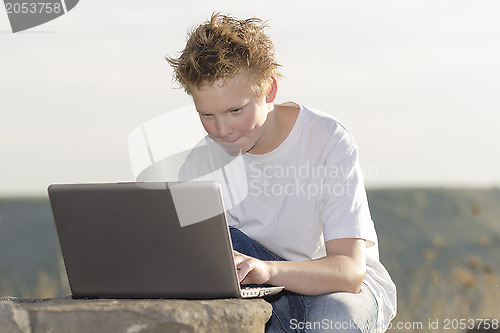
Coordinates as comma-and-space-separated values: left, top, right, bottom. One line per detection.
234, 238, 366, 295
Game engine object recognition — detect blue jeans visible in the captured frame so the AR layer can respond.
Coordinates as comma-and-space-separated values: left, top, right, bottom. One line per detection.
230, 227, 378, 333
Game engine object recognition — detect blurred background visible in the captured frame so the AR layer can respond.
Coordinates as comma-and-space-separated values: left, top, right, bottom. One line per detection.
1, 1, 499, 331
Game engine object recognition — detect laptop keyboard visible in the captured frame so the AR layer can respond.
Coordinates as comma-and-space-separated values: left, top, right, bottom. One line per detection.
241, 286, 275, 298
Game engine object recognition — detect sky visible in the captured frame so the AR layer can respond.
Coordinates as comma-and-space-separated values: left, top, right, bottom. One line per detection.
1, 0, 499, 197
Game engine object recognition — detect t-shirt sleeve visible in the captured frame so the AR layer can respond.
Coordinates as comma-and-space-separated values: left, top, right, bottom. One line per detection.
320, 125, 377, 247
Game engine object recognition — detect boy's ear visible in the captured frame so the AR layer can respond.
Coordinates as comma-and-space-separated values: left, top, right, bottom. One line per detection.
265, 77, 278, 103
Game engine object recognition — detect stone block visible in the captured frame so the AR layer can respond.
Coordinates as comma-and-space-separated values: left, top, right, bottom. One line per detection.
0, 297, 272, 333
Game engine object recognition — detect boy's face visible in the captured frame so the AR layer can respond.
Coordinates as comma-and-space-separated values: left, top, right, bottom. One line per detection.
190, 73, 273, 155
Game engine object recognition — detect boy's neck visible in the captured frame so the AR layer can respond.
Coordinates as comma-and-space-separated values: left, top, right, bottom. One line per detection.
247, 103, 300, 155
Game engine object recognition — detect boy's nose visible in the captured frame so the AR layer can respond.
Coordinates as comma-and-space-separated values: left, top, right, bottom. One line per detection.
217, 120, 232, 138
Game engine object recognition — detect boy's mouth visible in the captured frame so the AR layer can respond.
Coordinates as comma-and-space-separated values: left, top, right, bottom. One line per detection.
223, 137, 240, 143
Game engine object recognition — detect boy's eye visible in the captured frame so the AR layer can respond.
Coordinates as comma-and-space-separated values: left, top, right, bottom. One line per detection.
231, 108, 242, 113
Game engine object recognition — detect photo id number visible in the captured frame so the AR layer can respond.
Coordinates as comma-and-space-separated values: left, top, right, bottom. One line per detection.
5, 2, 63, 14
443, 318, 499, 330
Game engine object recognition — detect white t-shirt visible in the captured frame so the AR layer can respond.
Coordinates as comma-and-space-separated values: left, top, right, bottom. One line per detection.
178, 104, 397, 332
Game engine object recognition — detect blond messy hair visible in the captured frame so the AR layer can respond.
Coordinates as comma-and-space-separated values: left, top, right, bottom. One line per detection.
166, 12, 281, 98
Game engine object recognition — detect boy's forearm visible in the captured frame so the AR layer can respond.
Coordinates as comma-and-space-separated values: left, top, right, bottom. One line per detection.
265, 255, 366, 296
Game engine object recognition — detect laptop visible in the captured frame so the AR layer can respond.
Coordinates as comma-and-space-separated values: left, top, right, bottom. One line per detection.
48, 181, 283, 299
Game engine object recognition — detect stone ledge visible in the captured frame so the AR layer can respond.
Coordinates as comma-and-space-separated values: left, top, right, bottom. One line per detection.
0, 297, 272, 333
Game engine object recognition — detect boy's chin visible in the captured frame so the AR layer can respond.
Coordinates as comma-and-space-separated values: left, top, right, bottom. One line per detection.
222, 144, 244, 156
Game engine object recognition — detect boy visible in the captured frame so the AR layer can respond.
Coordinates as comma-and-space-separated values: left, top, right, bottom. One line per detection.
167, 13, 396, 333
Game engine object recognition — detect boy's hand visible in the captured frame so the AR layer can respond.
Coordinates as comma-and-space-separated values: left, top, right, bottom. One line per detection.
233, 250, 272, 285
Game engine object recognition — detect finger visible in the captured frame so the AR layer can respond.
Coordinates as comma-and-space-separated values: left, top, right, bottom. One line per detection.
237, 261, 253, 283
233, 252, 245, 266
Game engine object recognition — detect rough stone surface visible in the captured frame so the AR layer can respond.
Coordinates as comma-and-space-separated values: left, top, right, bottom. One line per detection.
0, 297, 272, 333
